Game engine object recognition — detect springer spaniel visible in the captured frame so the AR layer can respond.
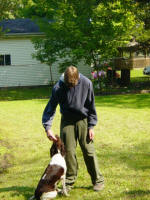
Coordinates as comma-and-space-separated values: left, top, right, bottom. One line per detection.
29, 135, 68, 200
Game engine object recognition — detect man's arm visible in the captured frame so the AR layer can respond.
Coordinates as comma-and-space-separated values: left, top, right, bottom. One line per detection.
87, 81, 97, 140
87, 81, 97, 129
42, 87, 58, 141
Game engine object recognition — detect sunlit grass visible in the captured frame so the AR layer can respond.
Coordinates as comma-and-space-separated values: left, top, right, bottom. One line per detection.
0, 89, 150, 200
131, 68, 144, 78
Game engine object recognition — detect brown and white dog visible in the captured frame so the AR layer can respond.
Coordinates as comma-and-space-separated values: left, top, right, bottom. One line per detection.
29, 135, 68, 200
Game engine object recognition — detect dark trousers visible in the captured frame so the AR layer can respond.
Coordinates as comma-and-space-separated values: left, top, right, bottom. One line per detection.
60, 116, 104, 185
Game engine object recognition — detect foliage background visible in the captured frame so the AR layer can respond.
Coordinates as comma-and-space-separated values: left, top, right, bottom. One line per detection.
20, 0, 149, 72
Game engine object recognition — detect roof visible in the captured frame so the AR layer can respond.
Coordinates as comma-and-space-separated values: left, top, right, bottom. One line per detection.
118, 38, 150, 52
0, 18, 41, 35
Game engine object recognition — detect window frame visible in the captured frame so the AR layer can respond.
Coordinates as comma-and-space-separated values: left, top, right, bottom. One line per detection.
0, 54, 11, 66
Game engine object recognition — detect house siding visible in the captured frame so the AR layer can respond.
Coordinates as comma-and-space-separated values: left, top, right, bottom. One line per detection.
0, 38, 91, 87
0, 65, 51, 87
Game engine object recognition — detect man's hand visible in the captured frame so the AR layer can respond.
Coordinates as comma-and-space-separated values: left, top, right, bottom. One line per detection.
46, 129, 57, 141
89, 128, 95, 141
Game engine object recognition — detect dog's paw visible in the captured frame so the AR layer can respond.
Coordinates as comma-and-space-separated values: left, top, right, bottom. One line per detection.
57, 188, 62, 194
63, 190, 70, 197
57, 189, 69, 196
64, 192, 70, 197
28, 196, 35, 200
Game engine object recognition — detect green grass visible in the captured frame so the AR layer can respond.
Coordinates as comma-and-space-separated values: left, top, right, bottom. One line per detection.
130, 68, 150, 83
131, 68, 144, 78
0, 88, 150, 200
117, 68, 145, 78
0, 86, 52, 101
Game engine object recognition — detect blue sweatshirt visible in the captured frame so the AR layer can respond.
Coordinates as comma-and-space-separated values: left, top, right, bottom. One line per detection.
42, 73, 97, 130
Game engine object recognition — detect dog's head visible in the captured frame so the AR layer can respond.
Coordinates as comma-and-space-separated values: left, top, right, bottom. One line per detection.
50, 135, 65, 157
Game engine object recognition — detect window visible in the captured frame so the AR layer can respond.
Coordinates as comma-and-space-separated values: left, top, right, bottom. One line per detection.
0, 55, 11, 66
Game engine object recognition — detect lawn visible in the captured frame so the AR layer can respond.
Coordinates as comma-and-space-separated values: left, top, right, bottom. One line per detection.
0, 87, 150, 200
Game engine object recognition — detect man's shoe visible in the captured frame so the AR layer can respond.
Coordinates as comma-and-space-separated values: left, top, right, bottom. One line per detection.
93, 183, 104, 191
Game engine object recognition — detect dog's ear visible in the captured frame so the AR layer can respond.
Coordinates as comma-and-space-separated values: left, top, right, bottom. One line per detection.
55, 135, 65, 156
50, 143, 57, 157
60, 142, 65, 157
50, 135, 61, 157
50, 135, 65, 157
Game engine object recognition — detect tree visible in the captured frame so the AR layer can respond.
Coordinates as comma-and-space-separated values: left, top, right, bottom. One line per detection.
133, 0, 150, 44
0, 0, 23, 35
23, 0, 144, 86
0, 0, 23, 20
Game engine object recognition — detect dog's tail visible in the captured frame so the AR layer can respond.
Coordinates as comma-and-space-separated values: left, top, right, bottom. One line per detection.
28, 195, 35, 200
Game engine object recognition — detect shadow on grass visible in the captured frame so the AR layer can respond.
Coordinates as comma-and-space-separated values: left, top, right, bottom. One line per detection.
119, 142, 150, 171
124, 190, 150, 197
74, 186, 93, 190
0, 86, 52, 101
0, 186, 34, 199
99, 142, 150, 171
0, 186, 94, 200
1, 87, 150, 110
95, 93, 150, 109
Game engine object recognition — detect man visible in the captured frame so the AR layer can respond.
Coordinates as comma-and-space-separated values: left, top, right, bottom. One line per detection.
42, 66, 104, 192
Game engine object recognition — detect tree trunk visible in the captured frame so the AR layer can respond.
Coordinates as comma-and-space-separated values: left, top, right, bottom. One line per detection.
121, 69, 130, 86
107, 70, 116, 85
49, 65, 54, 86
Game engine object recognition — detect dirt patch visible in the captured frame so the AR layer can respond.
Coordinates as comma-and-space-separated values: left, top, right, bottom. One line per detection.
0, 140, 13, 173
0, 154, 13, 173
0, 139, 12, 149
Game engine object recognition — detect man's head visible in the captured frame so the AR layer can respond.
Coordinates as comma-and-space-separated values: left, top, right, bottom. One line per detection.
64, 66, 79, 88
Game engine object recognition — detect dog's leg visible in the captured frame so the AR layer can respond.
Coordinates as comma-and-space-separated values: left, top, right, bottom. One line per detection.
61, 175, 69, 196
40, 191, 57, 200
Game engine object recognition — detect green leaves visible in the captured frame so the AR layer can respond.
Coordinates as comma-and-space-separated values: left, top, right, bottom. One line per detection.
0, 0, 21, 20
24, 0, 147, 71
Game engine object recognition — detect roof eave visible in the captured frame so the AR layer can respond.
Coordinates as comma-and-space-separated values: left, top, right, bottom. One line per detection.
1, 32, 45, 39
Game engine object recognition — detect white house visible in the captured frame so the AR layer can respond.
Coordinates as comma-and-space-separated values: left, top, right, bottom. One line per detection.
0, 19, 91, 88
